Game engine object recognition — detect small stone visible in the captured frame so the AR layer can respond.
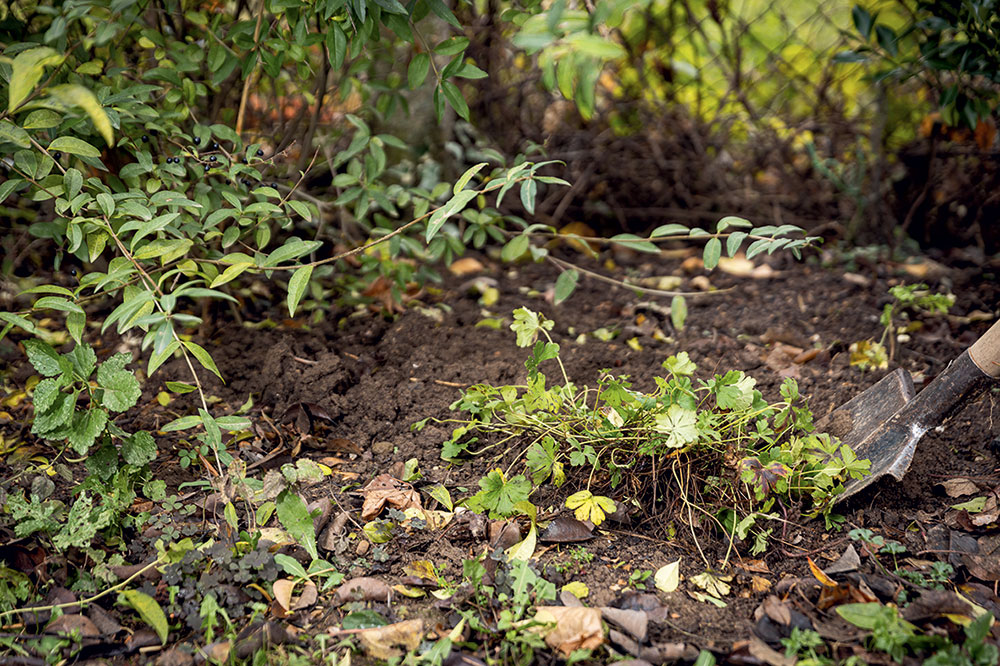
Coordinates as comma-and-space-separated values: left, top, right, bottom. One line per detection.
355, 539, 370, 556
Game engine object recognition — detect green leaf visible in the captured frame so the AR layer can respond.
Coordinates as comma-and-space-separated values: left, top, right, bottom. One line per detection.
96, 356, 141, 412
210, 261, 253, 288
32, 295, 84, 315
287, 265, 313, 317
0, 312, 37, 335
703, 237, 721, 270
670, 295, 687, 331
66, 343, 96, 379
119, 590, 169, 644
274, 553, 310, 579
48, 136, 101, 158
435, 37, 470, 56
852, 6, 874, 40
371, 0, 407, 13
610, 233, 659, 253
33, 377, 64, 414
726, 231, 748, 257
183, 341, 224, 382
716, 216, 752, 232
48, 84, 114, 146
287, 199, 313, 221
33, 390, 76, 436
165, 381, 197, 394
713, 371, 756, 411
24, 339, 64, 377
510, 307, 552, 347
9, 47, 64, 113
554, 269, 579, 305
408, 53, 430, 89
425, 189, 477, 241
501, 234, 530, 262
122, 430, 156, 465
836, 602, 887, 630
276, 489, 318, 560
425, 0, 460, 27
650, 224, 689, 237
63, 168, 83, 200
653, 404, 699, 448
67, 407, 108, 455
148, 340, 180, 377
0, 121, 31, 148
469, 470, 532, 519
440, 81, 469, 120
454, 162, 487, 195
519, 179, 537, 215
326, 22, 347, 70
161, 414, 202, 432
96, 192, 114, 217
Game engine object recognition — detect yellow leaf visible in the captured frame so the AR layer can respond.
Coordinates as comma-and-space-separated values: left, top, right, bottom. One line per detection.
654, 559, 680, 593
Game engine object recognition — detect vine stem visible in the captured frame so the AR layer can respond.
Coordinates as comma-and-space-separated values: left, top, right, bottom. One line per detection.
0, 556, 165, 625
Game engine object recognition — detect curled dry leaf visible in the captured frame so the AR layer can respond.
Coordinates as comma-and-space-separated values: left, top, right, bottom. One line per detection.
358, 619, 424, 660
533, 606, 605, 655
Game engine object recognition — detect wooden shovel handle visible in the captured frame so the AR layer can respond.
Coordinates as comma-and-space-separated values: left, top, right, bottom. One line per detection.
969, 318, 1000, 378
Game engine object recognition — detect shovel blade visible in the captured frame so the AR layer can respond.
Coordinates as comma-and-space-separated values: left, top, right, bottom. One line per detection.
817, 368, 916, 446
817, 369, 916, 504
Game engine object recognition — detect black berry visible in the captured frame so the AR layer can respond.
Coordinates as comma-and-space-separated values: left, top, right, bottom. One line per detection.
211, 142, 219, 150
204, 164, 211, 172
53, 151, 62, 160
270, 182, 278, 189
193, 137, 201, 145
141, 134, 149, 142
241, 178, 251, 186
256, 149, 264, 157
209, 155, 217, 162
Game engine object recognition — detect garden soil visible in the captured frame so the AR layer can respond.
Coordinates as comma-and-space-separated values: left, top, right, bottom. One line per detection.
5, 245, 1000, 662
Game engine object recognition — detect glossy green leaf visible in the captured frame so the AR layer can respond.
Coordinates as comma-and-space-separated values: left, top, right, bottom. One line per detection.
287, 265, 312, 317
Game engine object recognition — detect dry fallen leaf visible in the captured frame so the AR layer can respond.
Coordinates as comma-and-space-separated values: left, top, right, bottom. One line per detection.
358, 619, 424, 660
654, 560, 680, 593
449, 257, 486, 276
938, 478, 980, 498
360, 474, 422, 520
333, 577, 393, 606
533, 606, 605, 655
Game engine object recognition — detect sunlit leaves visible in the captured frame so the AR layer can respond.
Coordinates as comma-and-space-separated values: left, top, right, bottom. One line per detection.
565, 490, 616, 526
466, 469, 532, 519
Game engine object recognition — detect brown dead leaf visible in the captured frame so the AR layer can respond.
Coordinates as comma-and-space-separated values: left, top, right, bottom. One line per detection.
272, 579, 296, 613
358, 619, 424, 660
539, 516, 594, 542
938, 478, 981, 498
292, 582, 318, 611
718, 255, 777, 278
360, 474, 422, 520
964, 533, 1000, 582
748, 636, 796, 666
534, 606, 605, 655
46, 613, 100, 637
333, 577, 393, 606
600, 607, 648, 643
751, 576, 773, 593
762, 595, 791, 626
449, 257, 486, 276
737, 559, 771, 574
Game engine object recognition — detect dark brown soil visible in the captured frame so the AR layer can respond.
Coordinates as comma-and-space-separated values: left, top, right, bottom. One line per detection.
146, 247, 1000, 648
3, 245, 999, 662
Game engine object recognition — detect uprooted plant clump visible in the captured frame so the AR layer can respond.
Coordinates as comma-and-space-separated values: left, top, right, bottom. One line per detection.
425, 306, 870, 557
